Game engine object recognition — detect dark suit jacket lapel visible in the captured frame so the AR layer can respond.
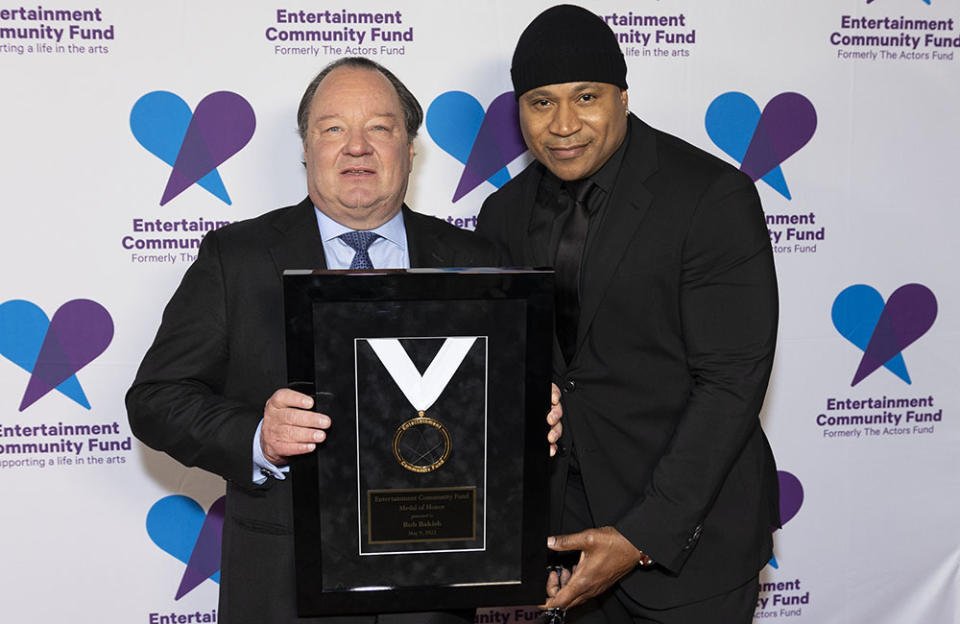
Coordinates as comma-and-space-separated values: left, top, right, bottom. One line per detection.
576, 116, 657, 355
404, 205, 453, 268
521, 163, 550, 267
268, 197, 328, 274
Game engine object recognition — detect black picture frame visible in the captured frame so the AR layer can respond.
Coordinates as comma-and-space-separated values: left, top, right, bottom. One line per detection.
284, 268, 553, 616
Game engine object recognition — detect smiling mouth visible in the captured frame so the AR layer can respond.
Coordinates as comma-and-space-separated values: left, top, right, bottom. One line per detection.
547, 144, 588, 160
341, 167, 375, 176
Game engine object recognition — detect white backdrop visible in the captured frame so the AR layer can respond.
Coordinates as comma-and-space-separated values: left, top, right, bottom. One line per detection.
1, 1, 958, 622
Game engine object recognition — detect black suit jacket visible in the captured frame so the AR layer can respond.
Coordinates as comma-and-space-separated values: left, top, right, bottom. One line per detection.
127, 198, 493, 623
476, 115, 780, 608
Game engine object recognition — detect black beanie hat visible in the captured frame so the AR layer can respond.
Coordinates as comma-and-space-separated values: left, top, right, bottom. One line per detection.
511, 4, 628, 99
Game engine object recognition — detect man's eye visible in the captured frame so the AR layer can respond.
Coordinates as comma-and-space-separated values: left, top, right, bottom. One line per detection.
324, 126, 342, 133
579, 93, 595, 102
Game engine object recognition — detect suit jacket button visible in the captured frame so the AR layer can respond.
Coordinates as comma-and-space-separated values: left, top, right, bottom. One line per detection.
562, 379, 576, 393
689, 524, 703, 543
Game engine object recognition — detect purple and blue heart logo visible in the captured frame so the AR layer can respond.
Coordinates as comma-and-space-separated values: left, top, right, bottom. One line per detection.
426, 91, 526, 202
769, 470, 804, 569
0, 299, 114, 411
130, 91, 256, 206
832, 284, 937, 387
705, 92, 816, 200
147, 495, 226, 600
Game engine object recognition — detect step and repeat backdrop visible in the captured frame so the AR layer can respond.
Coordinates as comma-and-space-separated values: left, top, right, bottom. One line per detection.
1, 1, 958, 622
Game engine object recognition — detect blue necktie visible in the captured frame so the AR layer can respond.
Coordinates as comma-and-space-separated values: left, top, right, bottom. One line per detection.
338, 231, 381, 269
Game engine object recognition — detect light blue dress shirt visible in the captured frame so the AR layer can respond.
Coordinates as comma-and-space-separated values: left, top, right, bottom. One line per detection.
252, 206, 410, 483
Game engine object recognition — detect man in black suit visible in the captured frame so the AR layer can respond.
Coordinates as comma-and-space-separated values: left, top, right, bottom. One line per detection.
127, 57, 562, 623
476, 6, 780, 623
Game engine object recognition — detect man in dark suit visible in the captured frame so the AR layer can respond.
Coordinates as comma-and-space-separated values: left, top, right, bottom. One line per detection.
127, 58, 556, 623
476, 6, 780, 623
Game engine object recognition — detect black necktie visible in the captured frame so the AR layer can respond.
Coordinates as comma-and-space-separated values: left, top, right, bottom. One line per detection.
553, 180, 594, 365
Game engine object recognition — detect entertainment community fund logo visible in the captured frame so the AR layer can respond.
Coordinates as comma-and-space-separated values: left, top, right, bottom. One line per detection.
832, 1, 956, 61
832, 284, 937, 386
130, 91, 256, 206
426, 91, 526, 203
817, 284, 942, 441
706, 91, 824, 256
0, 299, 113, 411
705, 92, 816, 201
147, 495, 226, 600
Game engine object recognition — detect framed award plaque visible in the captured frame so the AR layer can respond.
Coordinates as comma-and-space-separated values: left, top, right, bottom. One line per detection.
283, 268, 553, 616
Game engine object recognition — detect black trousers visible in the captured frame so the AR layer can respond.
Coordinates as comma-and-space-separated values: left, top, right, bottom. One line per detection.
561, 469, 758, 624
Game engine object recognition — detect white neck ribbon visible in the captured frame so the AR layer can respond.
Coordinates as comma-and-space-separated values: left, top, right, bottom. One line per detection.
366, 337, 477, 412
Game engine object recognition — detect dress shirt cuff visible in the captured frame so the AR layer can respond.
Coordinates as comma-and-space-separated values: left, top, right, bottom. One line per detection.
252, 418, 289, 484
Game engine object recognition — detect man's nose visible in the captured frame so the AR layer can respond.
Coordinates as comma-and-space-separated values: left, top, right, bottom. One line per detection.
343, 129, 373, 156
549, 102, 581, 137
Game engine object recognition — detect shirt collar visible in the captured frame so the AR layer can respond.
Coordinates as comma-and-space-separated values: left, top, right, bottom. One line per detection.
587, 121, 631, 195
314, 205, 408, 249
